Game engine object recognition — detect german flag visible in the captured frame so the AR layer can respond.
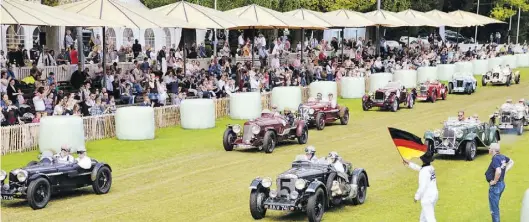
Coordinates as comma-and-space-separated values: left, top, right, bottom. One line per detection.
388, 127, 427, 160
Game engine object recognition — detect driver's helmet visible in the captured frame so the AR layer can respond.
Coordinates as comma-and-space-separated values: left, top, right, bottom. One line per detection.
284, 108, 291, 115
316, 93, 322, 100
519, 98, 525, 104
272, 104, 278, 110
472, 114, 479, 120
328, 151, 339, 163
506, 99, 513, 104
305, 146, 316, 156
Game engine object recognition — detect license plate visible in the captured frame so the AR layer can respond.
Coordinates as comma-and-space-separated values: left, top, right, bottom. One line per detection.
235, 144, 254, 149
267, 205, 290, 211
1, 195, 13, 200
500, 125, 513, 129
438, 150, 455, 155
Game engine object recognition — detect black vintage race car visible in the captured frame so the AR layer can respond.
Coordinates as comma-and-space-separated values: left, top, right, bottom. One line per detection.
1, 153, 112, 210
248, 156, 369, 222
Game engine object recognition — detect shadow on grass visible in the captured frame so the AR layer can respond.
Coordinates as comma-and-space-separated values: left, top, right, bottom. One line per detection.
269, 204, 348, 221
434, 149, 489, 161
1, 188, 94, 209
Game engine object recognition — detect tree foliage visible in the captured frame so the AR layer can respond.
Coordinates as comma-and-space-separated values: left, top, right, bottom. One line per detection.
42, 0, 60, 7
382, 0, 411, 12
490, 0, 529, 21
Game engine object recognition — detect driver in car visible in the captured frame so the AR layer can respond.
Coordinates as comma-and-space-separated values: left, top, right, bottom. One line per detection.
54, 145, 74, 164
308, 93, 323, 103
328, 93, 337, 109
283, 108, 295, 126
458, 111, 465, 122
328, 152, 345, 173
271, 104, 280, 116
304, 146, 318, 163
492, 65, 502, 75
328, 152, 349, 196
516, 98, 528, 114
503, 64, 511, 74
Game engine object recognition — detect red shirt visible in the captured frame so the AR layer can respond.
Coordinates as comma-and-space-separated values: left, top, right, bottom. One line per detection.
70, 50, 78, 64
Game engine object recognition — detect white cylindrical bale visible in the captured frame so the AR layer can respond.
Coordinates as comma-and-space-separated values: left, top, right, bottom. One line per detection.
516, 54, 529, 67
115, 106, 155, 140
393, 70, 417, 88
340, 77, 365, 98
180, 99, 215, 129
229, 92, 262, 119
309, 81, 338, 102
271, 86, 302, 111
472, 59, 488, 75
369, 73, 393, 92
455, 61, 473, 73
488, 57, 504, 70
39, 116, 85, 153
417, 67, 438, 83
522, 189, 529, 222
502, 55, 517, 68
437, 64, 456, 81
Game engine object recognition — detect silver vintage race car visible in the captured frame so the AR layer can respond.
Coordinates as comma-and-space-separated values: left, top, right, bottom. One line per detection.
490, 99, 528, 135
448, 72, 477, 95
482, 65, 520, 86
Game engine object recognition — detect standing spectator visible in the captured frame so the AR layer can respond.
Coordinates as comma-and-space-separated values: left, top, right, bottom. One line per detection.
132, 39, 142, 59
64, 30, 74, 49
33, 87, 49, 116
0, 71, 11, 94
0, 50, 6, 69
70, 47, 79, 65
485, 143, 514, 222
403, 152, 438, 222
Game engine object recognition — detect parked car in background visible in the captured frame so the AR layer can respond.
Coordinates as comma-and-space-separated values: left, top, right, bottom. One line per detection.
248, 155, 369, 222
482, 65, 520, 86
362, 81, 416, 112
448, 72, 477, 95
415, 80, 448, 103
223, 111, 308, 153
424, 117, 500, 161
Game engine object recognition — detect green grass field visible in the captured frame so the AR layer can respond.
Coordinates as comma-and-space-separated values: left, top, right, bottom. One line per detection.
2, 69, 529, 222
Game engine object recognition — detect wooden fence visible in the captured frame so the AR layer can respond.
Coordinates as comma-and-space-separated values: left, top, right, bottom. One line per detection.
0, 87, 310, 155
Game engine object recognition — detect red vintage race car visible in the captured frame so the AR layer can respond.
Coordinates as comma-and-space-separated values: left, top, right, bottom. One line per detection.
223, 111, 308, 153
298, 100, 349, 130
415, 80, 448, 103
362, 81, 416, 112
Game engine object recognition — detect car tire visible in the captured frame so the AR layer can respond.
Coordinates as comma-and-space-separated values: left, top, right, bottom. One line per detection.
506, 77, 511, 87
352, 173, 368, 205
430, 91, 436, 103
92, 166, 112, 194
249, 189, 267, 220
340, 108, 349, 125
316, 112, 325, 130
325, 172, 336, 205
362, 101, 370, 111
448, 83, 453, 94
482, 77, 487, 86
223, 129, 236, 151
27, 161, 38, 167
516, 123, 523, 136
263, 131, 276, 153
441, 87, 447, 100
465, 140, 477, 161
391, 99, 399, 112
407, 95, 414, 109
466, 85, 472, 95
27, 177, 51, 210
306, 188, 325, 222
297, 127, 308, 144
515, 75, 520, 84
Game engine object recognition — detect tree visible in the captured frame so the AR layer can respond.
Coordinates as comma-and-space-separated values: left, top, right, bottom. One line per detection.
490, 0, 529, 21
42, 0, 60, 7
382, 0, 411, 12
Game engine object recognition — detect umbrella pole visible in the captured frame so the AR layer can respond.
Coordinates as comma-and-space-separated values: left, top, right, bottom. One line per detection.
102, 27, 106, 76
252, 27, 255, 68
301, 28, 304, 65
341, 27, 344, 62
183, 29, 186, 75
456, 28, 459, 45
376, 25, 380, 57
407, 27, 410, 47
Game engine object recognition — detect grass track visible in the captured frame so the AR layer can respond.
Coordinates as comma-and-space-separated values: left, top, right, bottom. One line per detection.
2, 69, 529, 222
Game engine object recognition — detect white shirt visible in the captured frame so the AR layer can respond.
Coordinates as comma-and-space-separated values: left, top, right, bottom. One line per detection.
408, 162, 438, 202
271, 58, 280, 69
333, 161, 345, 173
250, 76, 260, 90
33, 96, 46, 111
54, 154, 74, 164
238, 35, 245, 45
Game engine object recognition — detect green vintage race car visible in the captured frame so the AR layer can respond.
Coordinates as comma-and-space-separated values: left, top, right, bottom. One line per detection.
424, 117, 500, 161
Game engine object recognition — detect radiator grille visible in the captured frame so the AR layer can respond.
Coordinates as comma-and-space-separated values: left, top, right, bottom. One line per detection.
443, 128, 455, 138
456, 80, 463, 87
375, 92, 385, 100
242, 125, 253, 142
277, 178, 295, 197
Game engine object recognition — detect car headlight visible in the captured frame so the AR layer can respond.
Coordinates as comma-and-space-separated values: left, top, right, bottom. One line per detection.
0, 170, 6, 181
308, 109, 314, 115
290, 191, 299, 199
385, 91, 391, 96
232, 124, 241, 134
368, 92, 374, 96
433, 130, 441, 138
251, 125, 260, 134
455, 129, 464, 138
261, 177, 272, 188
269, 189, 278, 198
294, 179, 307, 190
17, 170, 28, 182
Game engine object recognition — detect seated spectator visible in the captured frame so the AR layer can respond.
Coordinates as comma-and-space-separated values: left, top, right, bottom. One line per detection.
119, 82, 134, 104
89, 98, 105, 116
72, 104, 82, 116
32, 112, 41, 123
106, 97, 116, 113
140, 95, 152, 107
4, 100, 22, 125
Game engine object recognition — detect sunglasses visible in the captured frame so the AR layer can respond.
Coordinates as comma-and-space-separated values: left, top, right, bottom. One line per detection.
61, 149, 68, 152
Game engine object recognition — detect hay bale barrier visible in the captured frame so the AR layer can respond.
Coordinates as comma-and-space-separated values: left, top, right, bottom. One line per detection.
393, 70, 418, 88
115, 106, 155, 140
473, 59, 488, 75
437, 64, 456, 81
417, 66, 438, 83
369, 73, 393, 92
229, 92, 262, 119
340, 77, 365, 98
309, 81, 338, 102
180, 99, 216, 129
39, 116, 86, 153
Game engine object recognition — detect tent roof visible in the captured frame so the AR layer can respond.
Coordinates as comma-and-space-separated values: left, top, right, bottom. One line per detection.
225, 4, 324, 29
448, 10, 506, 26
325, 9, 377, 27
57, 0, 204, 29
397, 9, 443, 27
424, 10, 469, 27
152, 1, 257, 29
118, 0, 147, 9
284, 8, 350, 28
364, 10, 409, 27
1, 0, 120, 26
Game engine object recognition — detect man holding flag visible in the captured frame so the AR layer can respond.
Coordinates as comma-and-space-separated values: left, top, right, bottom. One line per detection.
388, 127, 439, 222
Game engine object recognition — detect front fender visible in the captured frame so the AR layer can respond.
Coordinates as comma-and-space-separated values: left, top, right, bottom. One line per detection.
362, 94, 370, 102
249, 178, 263, 190
296, 120, 306, 137
463, 132, 478, 142
27, 173, 50, 186
306, 180, 326, 193
91, 162, 112, 182
351, 168, 370, 187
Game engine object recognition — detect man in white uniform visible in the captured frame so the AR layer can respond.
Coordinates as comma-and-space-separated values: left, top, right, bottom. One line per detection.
403, 152, 439, 222
54, 145, 75, 164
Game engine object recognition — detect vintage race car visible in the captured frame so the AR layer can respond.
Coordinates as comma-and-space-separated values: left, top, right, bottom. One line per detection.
362, 81, 416, 112
0, 152, 112, 209
298, 101, 349, 130
424, 117, 500, 161
448, 72, 477, 94
415, 80, 448, 103
482, 66, 520, 86
249, 155, 369, 222
223, 111, 308, 153
490, 102, 528, 135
